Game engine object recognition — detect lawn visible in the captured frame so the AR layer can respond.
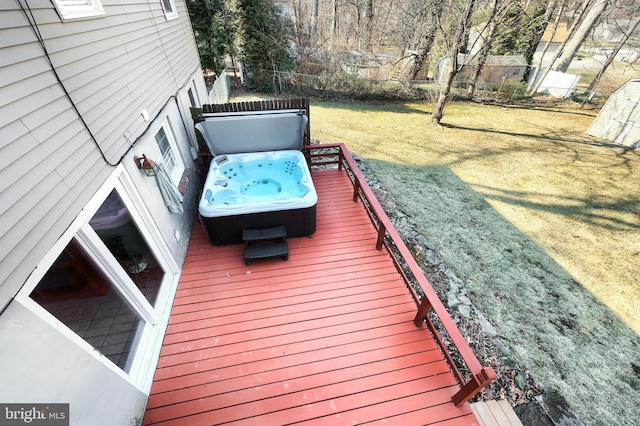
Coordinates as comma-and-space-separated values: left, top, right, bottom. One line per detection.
310, 100, 640, 425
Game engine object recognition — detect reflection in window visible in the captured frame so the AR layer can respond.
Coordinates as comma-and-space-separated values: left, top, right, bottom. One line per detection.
89, 191, 164, 306
30, 240, 144, 372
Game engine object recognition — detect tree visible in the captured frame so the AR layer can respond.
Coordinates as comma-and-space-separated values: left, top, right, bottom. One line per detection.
406, 0, 445, 80
237, 0, 296, 77
465, 0, 503, 97
585, 14, 640, 92
529, 0, 564, 90
432, 0, 478, 126
187, 0, 294, 79
531, 0, 592, 93
489, 0, 548, 64
187, 0, 242, 74
552, 0, 610, 72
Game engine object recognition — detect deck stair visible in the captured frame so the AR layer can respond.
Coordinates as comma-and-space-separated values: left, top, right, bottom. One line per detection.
471, 400, 523, 426
242, 225, 289, 265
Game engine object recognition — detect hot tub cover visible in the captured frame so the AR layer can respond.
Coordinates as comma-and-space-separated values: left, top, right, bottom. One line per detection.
195, 109, 309, 155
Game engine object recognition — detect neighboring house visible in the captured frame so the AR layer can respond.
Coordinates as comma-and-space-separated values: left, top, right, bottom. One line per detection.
592, 19, 640, 44
435, 54, 528, 84
1, 1, 206, 424
339, 51, 395, 80
536, 21, 569, 56
587, 79, 640, 148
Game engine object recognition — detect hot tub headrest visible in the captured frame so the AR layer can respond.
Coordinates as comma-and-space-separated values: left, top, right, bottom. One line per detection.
195, 110, 308, 155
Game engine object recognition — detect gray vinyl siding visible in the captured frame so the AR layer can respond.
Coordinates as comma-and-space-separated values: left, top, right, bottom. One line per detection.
587, 79, 640, 147
0, 0, 201, 309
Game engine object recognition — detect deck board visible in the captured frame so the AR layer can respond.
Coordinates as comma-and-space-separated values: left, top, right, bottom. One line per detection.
144, 169, 481, 425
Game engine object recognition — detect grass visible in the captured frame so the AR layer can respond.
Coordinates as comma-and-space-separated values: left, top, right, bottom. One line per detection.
309, 100, 640, 425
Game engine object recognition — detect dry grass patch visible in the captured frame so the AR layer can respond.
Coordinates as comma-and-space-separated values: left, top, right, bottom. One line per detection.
310, 100, 640, 425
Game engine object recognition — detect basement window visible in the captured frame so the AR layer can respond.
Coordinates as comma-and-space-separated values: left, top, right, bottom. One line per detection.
53, 0, 105, 20
161, 0, 178, 20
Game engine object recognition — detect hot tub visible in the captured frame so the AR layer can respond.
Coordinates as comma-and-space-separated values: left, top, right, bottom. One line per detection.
199, 150, 317, 245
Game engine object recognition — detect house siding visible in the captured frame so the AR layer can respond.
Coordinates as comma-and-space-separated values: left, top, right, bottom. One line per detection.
587, 79, 640, 147
0, 1, 205, 423
0, 0, 202, 308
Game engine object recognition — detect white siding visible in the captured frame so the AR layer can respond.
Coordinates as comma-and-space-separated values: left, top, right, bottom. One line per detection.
0, 301, 148, 424
0, 0, 201, 308
587, 79, 640, 147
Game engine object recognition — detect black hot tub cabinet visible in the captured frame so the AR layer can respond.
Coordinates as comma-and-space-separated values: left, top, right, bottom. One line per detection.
203, 205, 317, 246
195, 109, 317, 245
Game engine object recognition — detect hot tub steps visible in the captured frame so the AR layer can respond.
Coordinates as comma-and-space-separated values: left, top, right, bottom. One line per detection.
243, 226, 288, 265
243, 225, 287, 243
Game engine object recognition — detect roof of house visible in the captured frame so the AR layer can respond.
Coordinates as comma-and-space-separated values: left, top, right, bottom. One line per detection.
541, 21, 569, 43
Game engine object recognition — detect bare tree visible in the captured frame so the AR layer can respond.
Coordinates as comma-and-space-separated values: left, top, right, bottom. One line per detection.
365, 0, 376, 50
585, 15, 640, 92
552, 0, 610, 71
406, 0, 445, 80
531, 0, 593, 93
432, 0, 478, 125
310, 0, 319, 44
465, 0, 503, 97
331, 0, 338, 47
529, 0, 564, 90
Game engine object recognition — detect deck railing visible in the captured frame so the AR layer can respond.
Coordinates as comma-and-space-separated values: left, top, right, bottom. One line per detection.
304, 143, 496, 406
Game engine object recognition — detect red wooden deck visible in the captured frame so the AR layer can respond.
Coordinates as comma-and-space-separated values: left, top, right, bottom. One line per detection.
143, 168, 481, 425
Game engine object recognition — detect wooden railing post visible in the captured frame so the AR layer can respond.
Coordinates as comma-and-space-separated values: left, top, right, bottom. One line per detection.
413, 297, 432, 327
376, 223, 386, 250
452, 367, 497, 407
306, 142, 497, 407
353, 180, 360, 202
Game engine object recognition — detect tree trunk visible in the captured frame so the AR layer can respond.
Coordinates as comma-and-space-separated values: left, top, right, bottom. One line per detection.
432, 0, 478, 125
407, 0, 445, 80
552, 0, 609, 72
532, 0, 592, 93
365, 0, 375, 51
330, 0, 338, 48
432, 54, 458, 125
466, 0, 500, 97
311, 0, 319, 44
529, 0, 564, 90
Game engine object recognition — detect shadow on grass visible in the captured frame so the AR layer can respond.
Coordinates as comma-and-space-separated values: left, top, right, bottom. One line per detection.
478, 103, 599, 118
439, 122, 640, 173
440, 122, 621, 149
363, 158, 640, 426
471, 183, 639, 232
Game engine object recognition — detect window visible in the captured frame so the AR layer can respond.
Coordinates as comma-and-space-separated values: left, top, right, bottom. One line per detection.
161, 0, 178, 20
188, 80, 200, 108
53, 0, 105, 20
154, 118, 185, 184
19, 173, 179, 389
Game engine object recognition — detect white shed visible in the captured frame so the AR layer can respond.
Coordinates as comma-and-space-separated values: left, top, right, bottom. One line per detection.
587, 79, 640, 148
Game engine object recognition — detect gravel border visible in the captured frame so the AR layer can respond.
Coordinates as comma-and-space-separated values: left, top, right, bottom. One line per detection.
352, 154, 546, 406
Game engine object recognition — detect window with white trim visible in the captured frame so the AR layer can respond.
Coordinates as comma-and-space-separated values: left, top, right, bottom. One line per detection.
161, 0, 178, 20
17, 171, 179, 389
53, 0, 105, 20
154, 118, 185, 185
